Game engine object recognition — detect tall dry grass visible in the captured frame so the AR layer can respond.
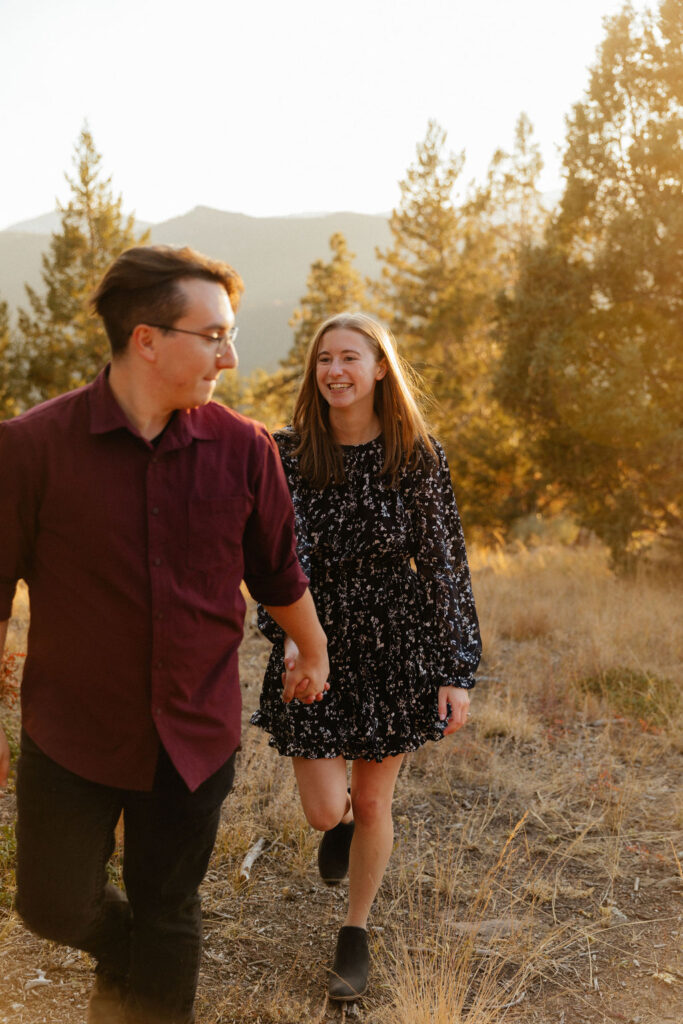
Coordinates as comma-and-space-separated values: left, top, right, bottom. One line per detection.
2, 542, 681, 1023
470, 540, 682, 743
200, 539, 682, 1022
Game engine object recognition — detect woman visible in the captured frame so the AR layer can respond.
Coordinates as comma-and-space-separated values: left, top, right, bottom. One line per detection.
252, 312, 481, 1000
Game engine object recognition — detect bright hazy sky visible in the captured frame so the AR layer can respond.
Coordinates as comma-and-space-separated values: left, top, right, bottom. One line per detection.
1, 0, 651, 230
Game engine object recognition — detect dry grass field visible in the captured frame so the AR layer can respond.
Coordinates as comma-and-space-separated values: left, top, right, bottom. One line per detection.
0, 541, 681, 1023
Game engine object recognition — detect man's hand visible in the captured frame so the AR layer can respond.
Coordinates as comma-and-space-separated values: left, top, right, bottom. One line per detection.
438, 686, 470, 736
0, 725, 10, 788
281, 636, 330, 704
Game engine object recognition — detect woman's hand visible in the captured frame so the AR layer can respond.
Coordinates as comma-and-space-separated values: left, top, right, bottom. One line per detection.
282, 637, 330, 705
438, 686, 470, 735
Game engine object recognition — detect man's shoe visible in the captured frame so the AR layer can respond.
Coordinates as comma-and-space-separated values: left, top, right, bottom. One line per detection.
328, 926, 369, 1001
86, 975, 126, 1024
318, 819, 355, 885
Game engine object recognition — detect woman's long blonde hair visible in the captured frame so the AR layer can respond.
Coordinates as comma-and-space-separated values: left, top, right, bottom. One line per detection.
290, 312, 435, 489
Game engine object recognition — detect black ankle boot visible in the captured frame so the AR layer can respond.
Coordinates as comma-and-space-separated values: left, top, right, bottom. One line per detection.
328, 926, 369, 1001
318, 819, 355, 885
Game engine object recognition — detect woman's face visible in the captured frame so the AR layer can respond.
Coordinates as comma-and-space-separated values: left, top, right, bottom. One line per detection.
315, 328, 387, 416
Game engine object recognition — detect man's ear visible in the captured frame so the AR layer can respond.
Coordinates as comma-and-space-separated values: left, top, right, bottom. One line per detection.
129, 324, 157, 363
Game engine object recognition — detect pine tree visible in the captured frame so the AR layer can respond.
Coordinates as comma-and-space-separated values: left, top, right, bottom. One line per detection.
16, 125, 148, 404
375, 120, 542, 534
480, 112, 548, 282
0, 299, 19, 419
496, 0, 683, 568
243, 232, 366, 427
374, 121, 468, 372
287, 233, 367, 371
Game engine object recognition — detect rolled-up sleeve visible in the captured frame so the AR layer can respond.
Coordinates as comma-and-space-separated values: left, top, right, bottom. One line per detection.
242, 431, 309, 607
0, 421, 38, 619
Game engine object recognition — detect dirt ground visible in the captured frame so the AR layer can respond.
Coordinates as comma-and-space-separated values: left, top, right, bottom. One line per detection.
1, 579, 681, 1024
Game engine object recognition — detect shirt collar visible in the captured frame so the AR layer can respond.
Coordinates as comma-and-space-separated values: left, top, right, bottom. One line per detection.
88, 366, 133, 436
87, 365, 222, 449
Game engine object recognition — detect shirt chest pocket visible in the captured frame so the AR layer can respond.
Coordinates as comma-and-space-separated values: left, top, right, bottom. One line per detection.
187, 497, 251, 573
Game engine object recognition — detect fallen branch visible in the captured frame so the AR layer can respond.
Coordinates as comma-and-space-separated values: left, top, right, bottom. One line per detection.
239, 838, 268, 881
497, 989, 526, 1009
25, 970, 51, 991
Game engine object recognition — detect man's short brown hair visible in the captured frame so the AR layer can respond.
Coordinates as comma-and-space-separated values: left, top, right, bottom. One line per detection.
91, 245, 244, 356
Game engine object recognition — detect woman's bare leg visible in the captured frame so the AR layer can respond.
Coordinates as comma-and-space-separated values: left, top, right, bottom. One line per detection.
291, 756, 350, 832
344, 754, 404, 929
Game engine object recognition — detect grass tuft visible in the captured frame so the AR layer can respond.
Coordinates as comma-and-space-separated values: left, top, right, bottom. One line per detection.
576, 667, 679, 726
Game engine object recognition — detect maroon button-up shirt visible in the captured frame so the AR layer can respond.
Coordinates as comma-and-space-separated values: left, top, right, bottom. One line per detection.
0, 369, 308, 791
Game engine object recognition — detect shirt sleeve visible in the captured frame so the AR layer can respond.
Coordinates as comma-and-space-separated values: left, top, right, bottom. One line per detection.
241, 428, 309, 610
0, 420, 39, 620
410, 440, 481, 689
256, 434, 311, 645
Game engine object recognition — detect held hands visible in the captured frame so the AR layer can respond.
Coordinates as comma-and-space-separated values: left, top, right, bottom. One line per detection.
281, 636, 330, 705
438, 686, 470, 735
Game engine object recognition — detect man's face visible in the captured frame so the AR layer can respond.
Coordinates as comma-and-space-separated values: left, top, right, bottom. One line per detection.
153, 277, 238, 409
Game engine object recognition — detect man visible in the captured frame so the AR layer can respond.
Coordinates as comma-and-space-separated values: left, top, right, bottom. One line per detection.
0, 245, 329, 1023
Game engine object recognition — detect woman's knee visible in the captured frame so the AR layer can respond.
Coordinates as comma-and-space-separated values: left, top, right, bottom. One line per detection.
304, 803, 347, 832
351, 790, 393, 828
293, 758, 349, 831
299, 786, 349, 831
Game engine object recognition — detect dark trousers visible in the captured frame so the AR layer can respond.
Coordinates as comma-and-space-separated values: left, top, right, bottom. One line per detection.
15, 731, 235, 1024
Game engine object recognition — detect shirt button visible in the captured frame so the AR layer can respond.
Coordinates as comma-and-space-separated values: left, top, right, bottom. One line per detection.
155, 611, 164, 621
155, 659, 164, 669
154, 707, 162, 716
153, 557, 161, 566
151, 507, 159, 516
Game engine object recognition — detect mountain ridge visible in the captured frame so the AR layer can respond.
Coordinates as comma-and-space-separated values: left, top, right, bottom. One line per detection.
0, 206, 392, 373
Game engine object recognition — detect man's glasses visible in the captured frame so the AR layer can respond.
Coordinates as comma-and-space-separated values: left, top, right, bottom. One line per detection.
146, 324, 238, 356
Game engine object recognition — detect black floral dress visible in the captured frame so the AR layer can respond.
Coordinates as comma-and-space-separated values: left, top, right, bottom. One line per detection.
251, 433, 481, 761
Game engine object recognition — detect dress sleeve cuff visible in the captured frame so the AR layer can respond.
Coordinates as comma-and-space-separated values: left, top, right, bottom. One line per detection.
439, 675, 477, 690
